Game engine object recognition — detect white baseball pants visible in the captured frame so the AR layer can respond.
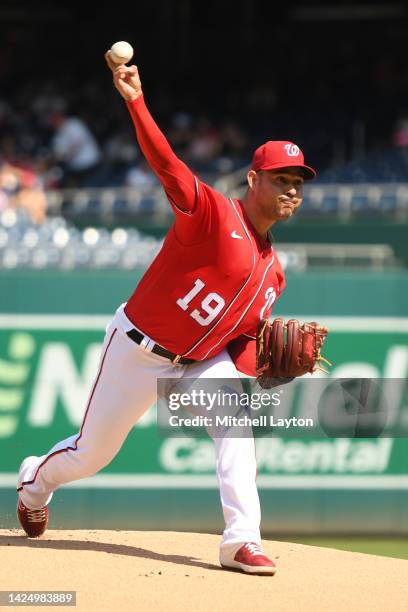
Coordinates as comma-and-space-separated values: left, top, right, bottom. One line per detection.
17, 305, 261, 558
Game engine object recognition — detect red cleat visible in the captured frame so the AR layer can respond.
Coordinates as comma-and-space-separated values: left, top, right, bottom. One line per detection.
17, 499, 48, 538
221, 542, 277, 575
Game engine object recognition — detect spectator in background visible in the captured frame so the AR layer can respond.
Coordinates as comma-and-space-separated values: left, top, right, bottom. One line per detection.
186, 116, 222, 169
104, 129, 140, 185
220, 121, 248, 167
125, 158, 157, 189
393, 116, 408, 148
49, 107, 102, 188
168, 111, 194, 156
104, 130, 139, 167
32, 153, 63, 191
0, 161, 47, 223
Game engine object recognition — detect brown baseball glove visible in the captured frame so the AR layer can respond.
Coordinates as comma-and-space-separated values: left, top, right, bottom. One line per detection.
256, 318, 331, 389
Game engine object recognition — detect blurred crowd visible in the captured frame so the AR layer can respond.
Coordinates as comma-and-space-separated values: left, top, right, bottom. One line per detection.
3, 88, 408, 224
0, 81, 251, 222
2, 77, 408, 224
1, 6, 408, 224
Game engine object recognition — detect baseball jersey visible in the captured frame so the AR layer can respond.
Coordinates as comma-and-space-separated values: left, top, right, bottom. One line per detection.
124, 95, 286, 366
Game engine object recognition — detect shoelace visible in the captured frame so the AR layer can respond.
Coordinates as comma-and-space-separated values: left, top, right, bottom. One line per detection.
25, 507, 47, 523
245, 542, 263, 556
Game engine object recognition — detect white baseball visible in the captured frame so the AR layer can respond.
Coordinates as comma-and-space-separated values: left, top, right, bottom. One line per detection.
110, 41, 134, 65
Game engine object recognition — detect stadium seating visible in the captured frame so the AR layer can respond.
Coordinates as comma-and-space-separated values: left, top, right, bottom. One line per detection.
0, 204, 399, 271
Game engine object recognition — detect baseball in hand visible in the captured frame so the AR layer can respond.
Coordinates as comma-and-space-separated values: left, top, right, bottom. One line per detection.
110, 41, 134, 65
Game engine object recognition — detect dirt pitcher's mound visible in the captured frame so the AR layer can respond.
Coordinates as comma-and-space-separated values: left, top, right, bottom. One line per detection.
1, 530, 408, 611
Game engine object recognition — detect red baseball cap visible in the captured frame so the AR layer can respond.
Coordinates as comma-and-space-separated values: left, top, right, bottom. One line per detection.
251, 140, 316, 180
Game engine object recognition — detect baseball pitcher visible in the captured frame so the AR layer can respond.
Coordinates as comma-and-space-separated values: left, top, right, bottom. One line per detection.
16, 50, 328, 575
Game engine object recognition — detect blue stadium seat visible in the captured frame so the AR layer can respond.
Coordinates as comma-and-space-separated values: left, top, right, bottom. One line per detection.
320, 193, 340, 213
350, 193, 370, 213
379, 193, 398, 212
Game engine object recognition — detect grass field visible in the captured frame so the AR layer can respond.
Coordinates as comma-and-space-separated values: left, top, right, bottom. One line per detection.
278, 538, 408, 560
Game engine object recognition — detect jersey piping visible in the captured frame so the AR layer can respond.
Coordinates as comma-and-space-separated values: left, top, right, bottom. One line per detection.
182, 196, 257, 357
200, 255, 275, 360
183, 197, 276, 359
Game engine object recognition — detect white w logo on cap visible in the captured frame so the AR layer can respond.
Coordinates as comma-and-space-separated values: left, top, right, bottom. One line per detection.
284, 144, 300, 157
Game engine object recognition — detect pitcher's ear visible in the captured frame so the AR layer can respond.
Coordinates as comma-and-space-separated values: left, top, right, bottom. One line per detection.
247, 169, 258, 189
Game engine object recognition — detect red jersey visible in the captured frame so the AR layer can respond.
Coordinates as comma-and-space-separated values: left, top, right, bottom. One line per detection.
124, 95, 286, 370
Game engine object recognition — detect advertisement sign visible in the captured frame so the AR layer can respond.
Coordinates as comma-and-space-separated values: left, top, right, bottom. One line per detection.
1, 315, 408, 490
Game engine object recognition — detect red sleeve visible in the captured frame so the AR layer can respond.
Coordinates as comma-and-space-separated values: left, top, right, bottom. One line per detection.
227, 333, 257, 377
126, 95, 197, 213
277, 267, 286, 295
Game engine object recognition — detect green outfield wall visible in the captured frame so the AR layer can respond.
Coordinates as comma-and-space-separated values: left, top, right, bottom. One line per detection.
0, 269, 407, 534
1, 269, 408, 316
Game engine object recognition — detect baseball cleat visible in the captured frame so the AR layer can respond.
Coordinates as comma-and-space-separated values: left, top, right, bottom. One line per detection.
221, 542, 277, 575
17, 498, 48, 537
